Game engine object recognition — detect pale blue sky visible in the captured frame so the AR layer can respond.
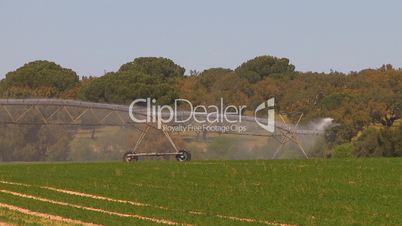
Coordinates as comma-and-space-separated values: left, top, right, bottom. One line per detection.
1, 0, 401, 77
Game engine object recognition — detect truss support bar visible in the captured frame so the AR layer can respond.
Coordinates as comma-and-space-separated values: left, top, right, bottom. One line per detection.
162, 127, 179, 152
15, 106, 33, 122
73, 108, 89, 123
34, 106, 48, 124
2, 106, 15, 122
132, 125, 150, 152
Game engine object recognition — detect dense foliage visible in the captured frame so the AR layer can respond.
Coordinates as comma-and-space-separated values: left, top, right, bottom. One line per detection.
0, 55, 401, 160
0, 60, 79, 98
235, 55, 295, 83
118, 57, 185, 78
80, 57, 181, 104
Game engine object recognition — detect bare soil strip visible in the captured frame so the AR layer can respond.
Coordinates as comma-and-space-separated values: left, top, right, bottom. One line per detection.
43, 186, 152, 207
0, 202, 100, 226
217, 214, 297, 226
0, 189, 191, 226
0, 223, 11, 226
0, 181, 29, 187
0, 180, 295, 226
0, 180, 166, 209
0, 223, 12, 226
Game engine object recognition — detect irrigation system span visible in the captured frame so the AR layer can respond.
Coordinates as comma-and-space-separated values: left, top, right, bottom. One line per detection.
0, 99, 324, 160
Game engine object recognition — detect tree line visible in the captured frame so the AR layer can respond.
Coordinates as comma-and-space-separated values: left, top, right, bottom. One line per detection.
0, 56, 401, 160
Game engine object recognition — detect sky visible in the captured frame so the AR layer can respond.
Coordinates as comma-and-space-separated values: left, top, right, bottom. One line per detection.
1, 0, 402, 77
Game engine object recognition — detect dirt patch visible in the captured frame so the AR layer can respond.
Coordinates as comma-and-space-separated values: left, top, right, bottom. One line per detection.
0, 202, 99, 226
217, 214, 297, 226
0, 189, 191, 226
0, 222, 13, 226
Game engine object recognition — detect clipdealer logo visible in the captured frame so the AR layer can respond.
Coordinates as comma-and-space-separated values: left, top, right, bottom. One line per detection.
254, 98, 275, 133
128, 98, 275, 132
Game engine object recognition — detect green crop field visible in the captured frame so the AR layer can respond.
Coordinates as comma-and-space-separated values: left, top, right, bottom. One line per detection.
0, 159, 400, 226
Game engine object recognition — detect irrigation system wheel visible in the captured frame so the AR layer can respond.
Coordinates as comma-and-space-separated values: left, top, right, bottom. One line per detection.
123, 152, 138, 162
175, 150, 191, 161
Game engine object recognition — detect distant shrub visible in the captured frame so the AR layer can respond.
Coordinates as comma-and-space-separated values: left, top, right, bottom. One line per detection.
332, 143, 354, 158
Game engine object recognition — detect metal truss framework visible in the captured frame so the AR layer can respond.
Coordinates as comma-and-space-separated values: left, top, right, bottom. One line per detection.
0, 99, 323, 159
0, 99, 140, 127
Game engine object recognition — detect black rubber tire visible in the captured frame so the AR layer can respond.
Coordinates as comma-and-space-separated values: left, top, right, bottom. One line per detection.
175, 150, 191, 161
123, 152, 138, 162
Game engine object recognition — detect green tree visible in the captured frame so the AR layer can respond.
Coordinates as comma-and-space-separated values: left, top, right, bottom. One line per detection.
119, 57, 185, 79
353, 126, 402, 157
235, 55, 295, 83
198, 68, 233, 91
81, 57, 183, 104
0, 60, 79, 98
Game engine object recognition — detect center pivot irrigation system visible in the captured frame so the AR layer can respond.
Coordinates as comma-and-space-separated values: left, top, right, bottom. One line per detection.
123, 123, 192, 162
0, 99, 324, 162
